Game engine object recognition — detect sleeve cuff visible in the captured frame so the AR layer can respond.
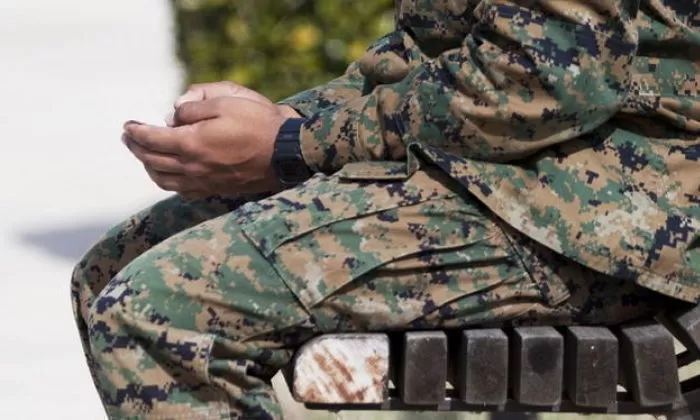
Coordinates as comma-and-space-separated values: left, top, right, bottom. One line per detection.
299, 93, 406, 174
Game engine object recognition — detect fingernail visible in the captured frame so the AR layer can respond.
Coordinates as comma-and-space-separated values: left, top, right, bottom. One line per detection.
175, 90, 200, 107
123, 120, 144, 131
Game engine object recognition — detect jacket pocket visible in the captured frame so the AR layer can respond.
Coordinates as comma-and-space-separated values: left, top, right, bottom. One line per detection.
239, 165, 568, 311
239, 167, 468, 307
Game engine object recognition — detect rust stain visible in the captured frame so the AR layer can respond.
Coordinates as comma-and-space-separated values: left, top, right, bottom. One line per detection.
299, 384, 321, 402
295, 336, 389, 404
366, 353, 388, 397
350, 385, 370, 402
306, 348, 377, 403
365, 353, 383, 376
312, 352, 330, 372
328, 349, 354, 382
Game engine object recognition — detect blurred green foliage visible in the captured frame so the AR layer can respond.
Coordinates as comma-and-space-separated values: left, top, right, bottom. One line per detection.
170, 0, 394, 101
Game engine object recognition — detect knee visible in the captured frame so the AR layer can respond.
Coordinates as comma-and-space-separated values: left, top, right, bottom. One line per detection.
85, 269, 149, 354
87, 275, 130, 326
71, 231, 117, 322
71, 228, 117, 288
71, 220, 145, 323
85, 257, 201, 365
71, 250, 97, 293
70, 258, 90, 323
86, 252, 173, 343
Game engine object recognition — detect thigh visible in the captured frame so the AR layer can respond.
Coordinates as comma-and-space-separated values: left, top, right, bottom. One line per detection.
72, 193, 268, 324
237, 164, 571, 332
89, 208, 314, 418
96, 201, 313, 346
75, 194, 266, 285
476, 234, 672, 327
529, 265, 674, 326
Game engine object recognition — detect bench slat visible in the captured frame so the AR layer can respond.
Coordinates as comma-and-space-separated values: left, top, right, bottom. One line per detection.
619, 322, 681, 407
399, 331, 448, 405
512, 326, 564, 407
291, 333, 389, 404
456, 329, 508, 406
665, 305, 700, 357
565, 326, 618, 408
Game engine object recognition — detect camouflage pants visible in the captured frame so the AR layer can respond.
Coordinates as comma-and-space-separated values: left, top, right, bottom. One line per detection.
71, 167, 666, 419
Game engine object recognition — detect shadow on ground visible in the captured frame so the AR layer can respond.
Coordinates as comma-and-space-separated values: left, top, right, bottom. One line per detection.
18, 221, 115, 262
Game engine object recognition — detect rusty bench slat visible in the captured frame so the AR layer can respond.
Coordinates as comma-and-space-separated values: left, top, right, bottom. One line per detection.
619, 321, 681, 407
290, 333, 389, 404
456, 329, 508, 406
399, 331, 448, 405
511, 326, 564, 407
565, 326, 618, 408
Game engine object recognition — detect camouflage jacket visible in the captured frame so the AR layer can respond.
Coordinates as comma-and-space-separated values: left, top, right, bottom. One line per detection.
279, 0, 700, 302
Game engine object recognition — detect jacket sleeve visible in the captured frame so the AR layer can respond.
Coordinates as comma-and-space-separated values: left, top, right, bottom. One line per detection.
276, 60, 370, 117
277, 31, 417, 117
298, 0, 641, 173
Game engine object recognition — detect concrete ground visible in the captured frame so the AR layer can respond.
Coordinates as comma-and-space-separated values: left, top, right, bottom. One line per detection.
0, 1, 177, 418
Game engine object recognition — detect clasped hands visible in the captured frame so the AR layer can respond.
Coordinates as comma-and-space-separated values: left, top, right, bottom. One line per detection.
122, 82, 301, 199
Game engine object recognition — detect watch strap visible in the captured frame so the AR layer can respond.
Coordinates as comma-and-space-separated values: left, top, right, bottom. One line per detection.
272, 118, 312, 187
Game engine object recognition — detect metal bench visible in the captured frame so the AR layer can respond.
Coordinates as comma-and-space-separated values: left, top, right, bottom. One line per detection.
285, 305, 700, 418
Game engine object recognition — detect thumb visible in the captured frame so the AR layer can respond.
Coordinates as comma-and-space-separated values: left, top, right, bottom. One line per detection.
168, 88, 206, 125
174, 88, 206, 108
174, 98, 223, 125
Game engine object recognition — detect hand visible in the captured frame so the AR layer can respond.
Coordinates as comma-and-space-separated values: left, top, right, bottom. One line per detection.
166, 81, 302, 126
124, 96, 287, 197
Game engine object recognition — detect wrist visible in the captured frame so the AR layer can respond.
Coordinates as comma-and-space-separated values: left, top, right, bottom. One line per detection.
271, 118, 313, 188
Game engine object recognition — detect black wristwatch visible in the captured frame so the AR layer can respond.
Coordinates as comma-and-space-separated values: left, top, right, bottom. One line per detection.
271, 118, 313, 187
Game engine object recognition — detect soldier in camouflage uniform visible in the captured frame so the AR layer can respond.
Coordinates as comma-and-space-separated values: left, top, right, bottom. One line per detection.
72, 0, 699, 418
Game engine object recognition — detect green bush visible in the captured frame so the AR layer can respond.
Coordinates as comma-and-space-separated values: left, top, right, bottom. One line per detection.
170, 0, 394, 101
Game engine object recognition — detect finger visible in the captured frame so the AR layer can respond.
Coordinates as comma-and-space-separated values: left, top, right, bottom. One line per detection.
144, 166, 198, 192
124, 122, 191, 155
174, 98, 223, 125
176, 82, 271, 109
174, 87, 205, 108
175, 82, 250, 108
175, 82, 235, 108
123, 134, 187, 173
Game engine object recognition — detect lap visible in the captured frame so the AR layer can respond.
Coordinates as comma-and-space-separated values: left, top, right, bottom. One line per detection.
108, 166, 567, 336
73, 193, 271, 329
102, 215, 311, 343
95, 193, 266, 254
76, 194, 261, 286
103, 163, 668, 339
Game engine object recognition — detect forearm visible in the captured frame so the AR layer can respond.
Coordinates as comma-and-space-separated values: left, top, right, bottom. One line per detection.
299, 0, 640, 174
276, 61, 370, 117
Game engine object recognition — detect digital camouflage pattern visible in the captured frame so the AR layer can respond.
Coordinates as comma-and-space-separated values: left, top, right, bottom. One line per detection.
73, 0, 698, 418
73, 172, 666, 419
282, 0, 700, 302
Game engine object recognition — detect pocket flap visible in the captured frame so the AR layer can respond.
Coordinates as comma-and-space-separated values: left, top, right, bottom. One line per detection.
337, 161, 409, 180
